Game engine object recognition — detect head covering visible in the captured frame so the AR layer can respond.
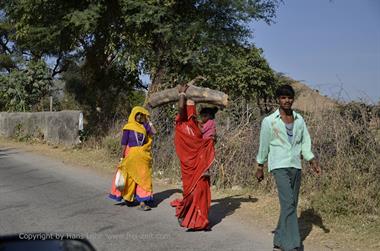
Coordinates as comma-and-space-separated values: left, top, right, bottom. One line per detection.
123, 106, 150, 135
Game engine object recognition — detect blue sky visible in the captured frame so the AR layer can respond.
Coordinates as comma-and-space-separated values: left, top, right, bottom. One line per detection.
250, 0, 380, 102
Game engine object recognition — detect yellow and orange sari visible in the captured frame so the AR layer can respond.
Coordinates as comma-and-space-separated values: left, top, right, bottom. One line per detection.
109, 106, 153, 202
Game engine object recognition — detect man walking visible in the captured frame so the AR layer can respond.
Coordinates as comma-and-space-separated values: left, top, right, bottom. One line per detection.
255, 84, 321, 251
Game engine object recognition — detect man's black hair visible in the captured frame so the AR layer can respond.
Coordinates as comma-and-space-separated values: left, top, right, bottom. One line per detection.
276, 84, 295, 98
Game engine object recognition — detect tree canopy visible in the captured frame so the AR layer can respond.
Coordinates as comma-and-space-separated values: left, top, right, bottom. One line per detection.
0, 0, 281, 132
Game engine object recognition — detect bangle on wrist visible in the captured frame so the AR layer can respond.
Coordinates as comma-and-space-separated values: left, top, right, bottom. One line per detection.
179, 92, 186, 96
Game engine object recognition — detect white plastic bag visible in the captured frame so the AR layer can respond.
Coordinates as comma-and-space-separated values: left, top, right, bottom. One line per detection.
115, 169, 125, 192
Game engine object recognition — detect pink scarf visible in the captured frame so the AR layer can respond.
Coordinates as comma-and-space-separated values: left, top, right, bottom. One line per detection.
202, 120, 216, 139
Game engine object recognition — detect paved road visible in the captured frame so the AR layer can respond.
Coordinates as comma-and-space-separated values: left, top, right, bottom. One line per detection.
0, 147, 273, 251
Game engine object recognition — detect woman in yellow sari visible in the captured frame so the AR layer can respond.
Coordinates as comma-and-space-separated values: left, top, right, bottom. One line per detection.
109, 106, 156, 211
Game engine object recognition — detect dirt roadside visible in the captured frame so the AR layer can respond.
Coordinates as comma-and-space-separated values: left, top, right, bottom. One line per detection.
1, 138, 378, 251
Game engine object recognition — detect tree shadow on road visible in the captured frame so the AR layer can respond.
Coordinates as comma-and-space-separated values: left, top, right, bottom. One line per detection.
209, 195, 258, 228
298, 208, 330, 241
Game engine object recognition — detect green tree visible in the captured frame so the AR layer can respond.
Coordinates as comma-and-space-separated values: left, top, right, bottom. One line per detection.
0, 60, 52, 111
0, 11, 18, 73
119, 1, 280, 90
1, 1, 143, 132
1, 0, 281, 131
202, 46, 278, 101
62, 60, 142, 133
1, 0, 280, 88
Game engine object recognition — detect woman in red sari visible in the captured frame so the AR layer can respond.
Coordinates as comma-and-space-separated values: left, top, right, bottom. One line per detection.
170, 85, 215, 231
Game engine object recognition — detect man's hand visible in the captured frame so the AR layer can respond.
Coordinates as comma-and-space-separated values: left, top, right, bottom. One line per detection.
310, 159, 322, 175
255, 165, 264, 182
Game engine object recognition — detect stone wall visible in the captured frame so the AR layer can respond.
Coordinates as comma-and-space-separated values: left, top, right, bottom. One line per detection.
0, 111, 82, 145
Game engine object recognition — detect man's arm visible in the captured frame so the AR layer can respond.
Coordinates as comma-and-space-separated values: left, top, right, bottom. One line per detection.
256, 118, 271, 165
255, 118, 271, 182
301, 120, 321, 175
301, 119, 314, 161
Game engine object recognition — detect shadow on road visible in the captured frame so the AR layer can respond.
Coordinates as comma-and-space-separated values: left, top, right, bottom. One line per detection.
298, 208, 330, 241
0, 148, 20, 159
0, 148, 15, 152
113, 188, 182, 208
152, 188, 182, 207
209, 195, 258, 228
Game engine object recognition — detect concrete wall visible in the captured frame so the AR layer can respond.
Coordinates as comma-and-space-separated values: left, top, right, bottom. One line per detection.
0, 111, 82, 145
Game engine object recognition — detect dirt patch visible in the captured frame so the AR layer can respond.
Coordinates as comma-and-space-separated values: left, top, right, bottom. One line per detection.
209, 189, 380, 251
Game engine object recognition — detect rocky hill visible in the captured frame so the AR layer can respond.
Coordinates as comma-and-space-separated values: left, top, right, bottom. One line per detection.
290, 81, 337, 113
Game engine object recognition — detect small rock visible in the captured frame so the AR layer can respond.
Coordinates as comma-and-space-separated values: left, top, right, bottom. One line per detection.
231, 185, 242, 191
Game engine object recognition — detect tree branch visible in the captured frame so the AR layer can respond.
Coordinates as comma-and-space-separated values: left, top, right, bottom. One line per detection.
0, 38, 12, 54
51, 54, 63, 77
186, 75, 207, 86
135, 81, 149, 90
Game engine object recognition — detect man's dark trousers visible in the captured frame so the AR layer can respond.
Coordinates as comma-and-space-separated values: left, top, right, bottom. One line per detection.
272, 167, 302, 251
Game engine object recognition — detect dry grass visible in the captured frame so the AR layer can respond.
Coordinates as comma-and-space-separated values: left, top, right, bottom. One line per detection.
2, 97, 379, 250
149, 99, 380, 250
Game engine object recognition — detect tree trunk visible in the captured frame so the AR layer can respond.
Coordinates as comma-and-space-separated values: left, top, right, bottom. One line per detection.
147, 84, 228, 108
145, 64, 165, 101
144, 35, 167, 106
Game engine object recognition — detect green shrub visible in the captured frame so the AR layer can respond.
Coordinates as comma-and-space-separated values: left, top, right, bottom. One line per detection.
13, 123, 32, 142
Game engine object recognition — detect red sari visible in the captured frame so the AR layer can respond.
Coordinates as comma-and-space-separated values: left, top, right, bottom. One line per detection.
170, 105, 215, 230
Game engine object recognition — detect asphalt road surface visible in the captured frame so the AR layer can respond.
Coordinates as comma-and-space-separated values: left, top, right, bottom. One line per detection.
0, 147, 279, 251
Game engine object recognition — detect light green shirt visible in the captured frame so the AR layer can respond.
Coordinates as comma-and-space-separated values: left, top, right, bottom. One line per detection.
256, 109, 315, 172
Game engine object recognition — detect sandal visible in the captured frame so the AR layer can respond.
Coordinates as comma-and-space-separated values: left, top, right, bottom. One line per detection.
273, 245, 282, 251
137, 204, 151, 211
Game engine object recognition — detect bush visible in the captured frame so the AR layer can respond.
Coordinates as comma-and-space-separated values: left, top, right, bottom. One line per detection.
305, 104, 380, 219
151, 100, 380, 221
102, 136, 121, 158
13, 123, 32, 142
